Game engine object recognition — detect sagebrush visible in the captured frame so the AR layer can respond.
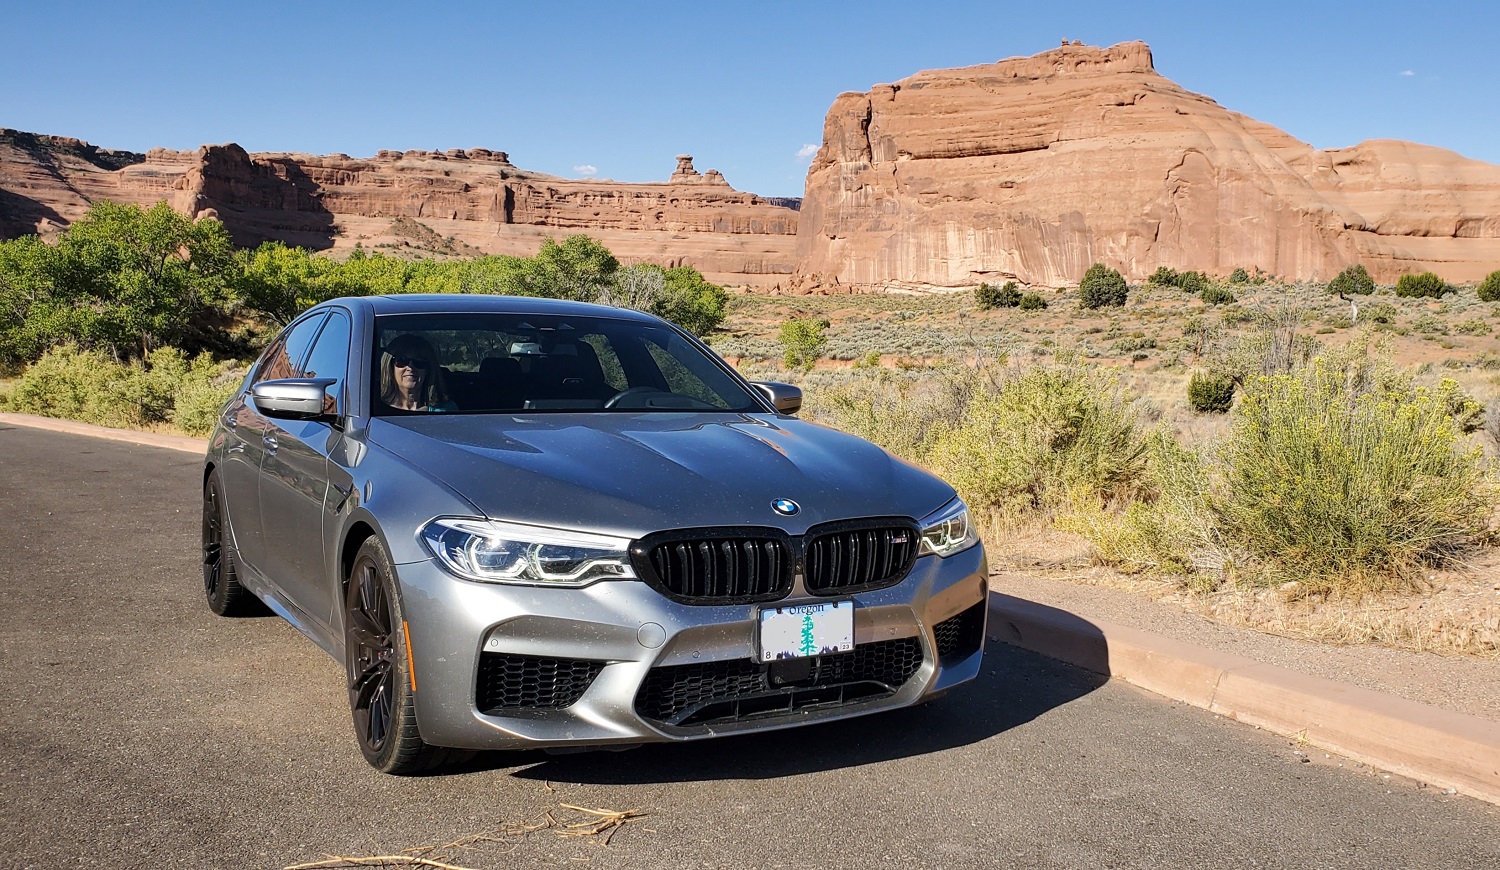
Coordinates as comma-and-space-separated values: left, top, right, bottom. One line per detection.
1218, 361, 1495, 593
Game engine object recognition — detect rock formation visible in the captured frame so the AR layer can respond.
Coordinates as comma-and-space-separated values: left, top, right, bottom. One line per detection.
7, 43, 1499, 291
0, 131, 799, 287
797, 41, 1500, 287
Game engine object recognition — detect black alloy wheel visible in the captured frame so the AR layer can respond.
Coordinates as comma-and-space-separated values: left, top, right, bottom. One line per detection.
342, 537, 453, 774
202, 470, 257, 616
345, 553, 398, 755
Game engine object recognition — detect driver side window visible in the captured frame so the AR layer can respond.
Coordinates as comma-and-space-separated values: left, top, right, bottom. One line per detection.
254, 314, 327, 386
299, 311, 352, 417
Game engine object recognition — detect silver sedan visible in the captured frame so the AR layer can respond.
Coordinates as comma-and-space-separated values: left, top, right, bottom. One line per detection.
202, 294, 988, 773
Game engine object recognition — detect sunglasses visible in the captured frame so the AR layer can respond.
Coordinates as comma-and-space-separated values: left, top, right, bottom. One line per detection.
391, 355, 430, 370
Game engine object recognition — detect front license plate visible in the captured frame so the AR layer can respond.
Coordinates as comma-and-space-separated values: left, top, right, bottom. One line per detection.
758, 600, 854, 662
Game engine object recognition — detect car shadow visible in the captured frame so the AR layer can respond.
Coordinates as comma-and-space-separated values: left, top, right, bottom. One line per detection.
442, 639, 1105, 783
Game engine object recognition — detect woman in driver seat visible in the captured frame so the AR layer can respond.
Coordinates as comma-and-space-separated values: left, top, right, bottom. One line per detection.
379, 334, 455, 412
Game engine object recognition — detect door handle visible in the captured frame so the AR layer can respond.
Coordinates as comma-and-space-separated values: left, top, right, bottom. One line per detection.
263, 434, 279, 455
223, 414, 238, 430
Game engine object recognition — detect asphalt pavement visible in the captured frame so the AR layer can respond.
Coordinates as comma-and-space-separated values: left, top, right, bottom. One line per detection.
3, 423, 1498, 869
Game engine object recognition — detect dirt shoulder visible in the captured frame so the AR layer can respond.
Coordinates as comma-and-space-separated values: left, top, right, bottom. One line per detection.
995, 569, 1500, 723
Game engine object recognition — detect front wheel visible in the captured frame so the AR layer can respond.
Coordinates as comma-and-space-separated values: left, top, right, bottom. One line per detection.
344, 537, 456, 774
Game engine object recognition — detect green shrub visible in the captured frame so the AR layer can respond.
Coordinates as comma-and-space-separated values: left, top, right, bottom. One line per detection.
1078, 264, 1127, 309
1018, 293, 1048, 311
5, 344, 240, 434
1059, 431, 1220, 577
1367, 303, 1397, 324
1454, 318, 1491, 336
1478, 270, 1500, 303
650, 266, 728, 336
1327, 264, 1375, 297
1186, 371, 1235, 413
1395, 271, 1451, 298
0, 201, 236, 366
1111, 335, 1157, 354
171, 361, 247, 436
1412, 313, 1448, 335
779, 317, 830, 371
8, 344, 165, 428
1442, 377, 1487, 434
1220, 305, 1256, 326
1219, 362, 1496, 593
1229, 267, 1250, 284
976, 281, 1022, 310
817, 365, 979, 460
1208, 307, 1316, 381
1175, 270, 1210, 295
1200, 284, 1236, 306
925, 365, 1148, 518
1148, 267, 1179, 287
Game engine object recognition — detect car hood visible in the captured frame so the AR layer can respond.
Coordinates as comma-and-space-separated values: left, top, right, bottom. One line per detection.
366, 413, 956, 537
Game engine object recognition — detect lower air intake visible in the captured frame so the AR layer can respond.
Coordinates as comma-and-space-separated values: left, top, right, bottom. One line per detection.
634, 637, 923, 727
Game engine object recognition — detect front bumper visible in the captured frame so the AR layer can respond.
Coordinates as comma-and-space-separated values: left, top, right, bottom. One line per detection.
397, 543, 988, 750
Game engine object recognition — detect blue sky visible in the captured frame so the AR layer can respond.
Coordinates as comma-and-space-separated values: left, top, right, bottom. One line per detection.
5, 1, 1497, 198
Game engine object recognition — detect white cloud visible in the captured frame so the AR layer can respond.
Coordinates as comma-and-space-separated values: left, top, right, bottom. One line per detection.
795, 143, 818, 159
573, 164, 598, 177
1400, 70, 1415, 77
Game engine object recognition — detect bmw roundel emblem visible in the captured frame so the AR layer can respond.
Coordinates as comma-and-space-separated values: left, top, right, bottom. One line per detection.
771, 498, 800, 517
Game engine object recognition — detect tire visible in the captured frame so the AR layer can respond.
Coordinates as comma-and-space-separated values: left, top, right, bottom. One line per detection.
202, 469, 260, 617
343, 537, 458, 774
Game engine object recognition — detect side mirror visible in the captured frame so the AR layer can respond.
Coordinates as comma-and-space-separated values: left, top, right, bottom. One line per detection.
251, 378, 339, 421
751, 381, 803, 415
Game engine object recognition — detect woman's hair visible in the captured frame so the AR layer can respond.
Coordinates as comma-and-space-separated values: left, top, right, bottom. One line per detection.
379, 334, 448, 408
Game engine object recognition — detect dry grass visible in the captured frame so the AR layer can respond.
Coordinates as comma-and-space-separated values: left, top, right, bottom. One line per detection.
987, 525, 1500, 658
284, 802, 651, 870
1197, 576, 1500, 657
722, 282, 1500, 656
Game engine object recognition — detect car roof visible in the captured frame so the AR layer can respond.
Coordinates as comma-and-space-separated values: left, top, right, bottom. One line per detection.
320, 294, 661, 322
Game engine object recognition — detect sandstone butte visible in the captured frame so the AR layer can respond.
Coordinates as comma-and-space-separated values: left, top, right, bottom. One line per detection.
798, 40, 1500, 289
4, 39, 1499, 290
0, 133, 799, 288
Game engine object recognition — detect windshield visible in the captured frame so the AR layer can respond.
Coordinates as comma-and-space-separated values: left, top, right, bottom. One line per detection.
371, 312, 763, 415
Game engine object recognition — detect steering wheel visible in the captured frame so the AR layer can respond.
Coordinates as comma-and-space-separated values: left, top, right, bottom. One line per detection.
604, 386, 663, 409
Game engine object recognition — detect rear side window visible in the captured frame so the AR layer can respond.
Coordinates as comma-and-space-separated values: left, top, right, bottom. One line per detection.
254, 313, 327, 385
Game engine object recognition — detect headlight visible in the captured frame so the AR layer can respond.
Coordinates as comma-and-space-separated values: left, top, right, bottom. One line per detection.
420, 517, 637, 586
918, 499, 977, 557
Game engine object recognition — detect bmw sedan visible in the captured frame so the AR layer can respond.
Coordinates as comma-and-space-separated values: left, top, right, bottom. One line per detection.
202, 294, 988, 773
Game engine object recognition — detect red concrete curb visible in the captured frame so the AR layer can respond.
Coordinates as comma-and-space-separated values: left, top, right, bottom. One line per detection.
989, 592, 1500, 806
0, 412, 208, 454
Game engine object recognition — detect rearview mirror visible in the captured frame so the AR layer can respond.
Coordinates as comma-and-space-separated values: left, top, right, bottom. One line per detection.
251, 378, 339, 421
750, 381, 803, 415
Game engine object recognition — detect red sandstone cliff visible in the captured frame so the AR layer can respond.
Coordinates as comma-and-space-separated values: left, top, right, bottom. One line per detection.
796, 41, 1500, 288
7, 43, 1499, 291
0, 130, 799, 287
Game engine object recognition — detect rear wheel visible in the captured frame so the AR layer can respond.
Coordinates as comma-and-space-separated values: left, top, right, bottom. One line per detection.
344, 537, 456, 774
202, 470, 259, 616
